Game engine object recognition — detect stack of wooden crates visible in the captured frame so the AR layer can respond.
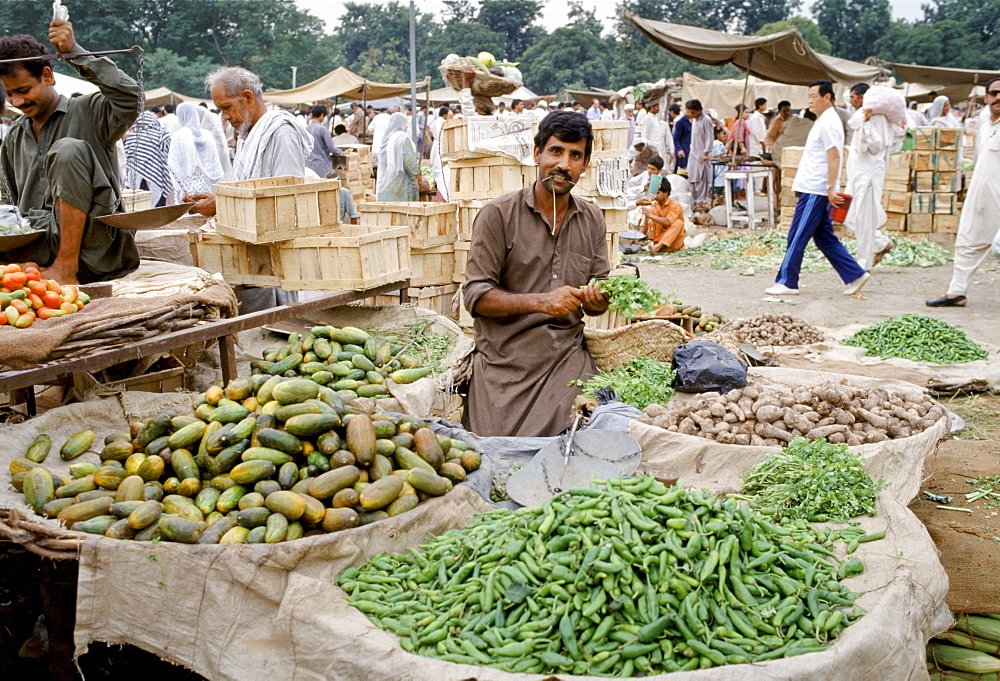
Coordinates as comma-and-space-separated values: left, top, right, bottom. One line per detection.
189, 176, 410, 291
337, 144, 375, 204
889, 127, 963, 246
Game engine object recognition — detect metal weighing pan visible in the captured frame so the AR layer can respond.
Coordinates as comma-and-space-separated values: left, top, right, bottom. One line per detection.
0, 230, 46, 252
96, 203, 194, 230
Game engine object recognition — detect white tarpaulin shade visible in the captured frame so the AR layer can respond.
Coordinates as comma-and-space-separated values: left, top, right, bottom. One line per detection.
681, 72, 848, 115
53, 71, 99, 96
626, 15, 885, 86
898, 81, 985, 104
263, 66, 429, 104
143, 87, 210, 107
891, 63, 1000, 87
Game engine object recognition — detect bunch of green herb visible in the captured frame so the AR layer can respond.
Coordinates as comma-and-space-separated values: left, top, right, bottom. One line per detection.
379, 321, 452, 372
591, 274, 665, 320
740, 437, 886, 521
842, 314, 988, 364
573, 356, 676, 409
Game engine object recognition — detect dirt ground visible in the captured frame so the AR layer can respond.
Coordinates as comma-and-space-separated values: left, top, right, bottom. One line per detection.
637, 258, 999, 347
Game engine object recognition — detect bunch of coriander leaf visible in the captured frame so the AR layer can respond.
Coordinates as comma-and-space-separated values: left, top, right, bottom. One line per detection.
590, 275, 665, 320
739, 437, 886, 521
573, 356, 676, 409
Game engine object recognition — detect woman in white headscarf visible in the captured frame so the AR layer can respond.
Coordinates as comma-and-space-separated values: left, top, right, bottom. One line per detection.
123, 111, 172, 207
169, 102, 224, 203
196, 105, 233, 181
375, 112, 425, 202
927, 95, 961, 127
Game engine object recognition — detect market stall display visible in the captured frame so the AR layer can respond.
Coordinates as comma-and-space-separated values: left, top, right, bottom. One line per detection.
0, 264, 89, 327
929, 614, 1000, 678
720, 314, 824, 347
842, 314, 989, 364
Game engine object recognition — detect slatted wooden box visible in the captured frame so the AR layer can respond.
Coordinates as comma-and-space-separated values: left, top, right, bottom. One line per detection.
886, 152, 912, 181
910, 193, 934, 213
913, 171, 934, 192
780, 147, 805, 169
190, 231, 283, 287
884, 212, 907, 231
357, 201, 456, 249
906, 213, 933, 233
121, 189, 152, 213
578, 195, 629, 233
453, 241, 471, 284
440, 115, 537, 161
934, 172, 960, 193
607, 232, 621, 269
912, 152, 934, 172
275, 227, 410, 291
913, 127, 937, 151
936, 128, 960, 150
590, 121, 630, 153
214, 176, 341, 244
410, 244, 456, 287
933, 193, 956, 214
884, 191, 912, 214
375, 284, 459, 318
933, 214, 959, 233
934, 151, 958, 172
448, 157, 535, 201
457, 200, 487, 239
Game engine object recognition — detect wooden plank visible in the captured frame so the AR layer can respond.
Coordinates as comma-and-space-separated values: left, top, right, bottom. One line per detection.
214, 176, 342, 243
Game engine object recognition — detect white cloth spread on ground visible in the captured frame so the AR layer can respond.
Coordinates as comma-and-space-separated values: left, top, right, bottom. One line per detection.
948, 114, 1000, 296
843, 110, 903, 270
231, 109, 312, 182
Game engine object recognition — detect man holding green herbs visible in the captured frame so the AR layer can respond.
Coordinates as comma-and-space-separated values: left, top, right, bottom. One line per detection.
463, 111, 609, 438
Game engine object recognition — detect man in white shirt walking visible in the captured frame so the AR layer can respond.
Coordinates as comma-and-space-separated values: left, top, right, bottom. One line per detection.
926, 76, 1000, 307
766, 80, 869, 297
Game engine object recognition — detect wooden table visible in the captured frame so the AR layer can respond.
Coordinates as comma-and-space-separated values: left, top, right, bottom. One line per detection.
0, 281, 409, 415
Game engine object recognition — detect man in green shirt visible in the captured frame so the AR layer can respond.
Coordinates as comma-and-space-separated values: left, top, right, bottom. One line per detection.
0, 18, 139, 284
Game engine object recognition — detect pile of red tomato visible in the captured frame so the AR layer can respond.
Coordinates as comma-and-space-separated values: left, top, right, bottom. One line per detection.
0, 264, 91, 328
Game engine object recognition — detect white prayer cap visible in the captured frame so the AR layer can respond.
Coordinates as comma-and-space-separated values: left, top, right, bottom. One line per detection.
633, 137, 646, 147
624, 103, 634, 111
538, 100, 549, 108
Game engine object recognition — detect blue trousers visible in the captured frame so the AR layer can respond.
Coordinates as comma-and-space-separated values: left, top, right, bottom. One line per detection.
776, 192, 866, 289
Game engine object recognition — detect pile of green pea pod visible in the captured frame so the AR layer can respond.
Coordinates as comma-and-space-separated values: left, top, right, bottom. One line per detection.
337, 476, 879, 677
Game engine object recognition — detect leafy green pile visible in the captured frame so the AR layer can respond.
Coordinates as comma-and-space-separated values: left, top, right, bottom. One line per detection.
592, 275, 665, 320
653, 230, 951, 272
379, 321, 452, 372
842, 314, 988, 364
574, 356, 676, 409
740, 437, 886, 521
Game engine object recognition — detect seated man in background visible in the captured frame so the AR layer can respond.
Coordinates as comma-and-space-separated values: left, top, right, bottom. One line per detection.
642, 179, 685, 253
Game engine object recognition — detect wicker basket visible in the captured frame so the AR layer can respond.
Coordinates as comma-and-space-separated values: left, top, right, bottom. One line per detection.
584, 319, 693, 372
440, 59, 521, 98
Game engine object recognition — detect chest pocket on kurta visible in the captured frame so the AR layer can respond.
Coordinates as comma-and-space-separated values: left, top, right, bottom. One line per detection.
989, 130, 1000, 152
563, 251, 594, 289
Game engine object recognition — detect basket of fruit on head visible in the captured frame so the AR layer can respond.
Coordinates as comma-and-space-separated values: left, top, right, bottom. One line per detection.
440, 52, 522, 98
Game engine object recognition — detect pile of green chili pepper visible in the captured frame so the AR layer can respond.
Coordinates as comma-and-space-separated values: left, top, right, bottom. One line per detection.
842, 314, 988, 364
338, 476, 876, 676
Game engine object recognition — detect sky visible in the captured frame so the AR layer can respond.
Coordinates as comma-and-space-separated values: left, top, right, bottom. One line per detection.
295, 0, 925, 36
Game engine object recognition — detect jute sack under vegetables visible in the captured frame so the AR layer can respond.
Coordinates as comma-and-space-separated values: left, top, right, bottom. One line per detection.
0, 393, 493, 681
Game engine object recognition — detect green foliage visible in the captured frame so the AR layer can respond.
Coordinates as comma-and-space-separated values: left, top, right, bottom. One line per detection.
573, 357, 677, 410
476, 0, 543, 58
756, 17, 832, 54
520, 27, 615, 94
812, 0, 892, 62
742, 437, 886, 521
592, 274, 665, 320
876, 0, 1000, 70
142, 49, 219, 96
420, 22, 506, 87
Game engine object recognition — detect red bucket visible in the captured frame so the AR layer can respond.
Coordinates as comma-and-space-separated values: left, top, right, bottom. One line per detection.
829, 193, 852, 223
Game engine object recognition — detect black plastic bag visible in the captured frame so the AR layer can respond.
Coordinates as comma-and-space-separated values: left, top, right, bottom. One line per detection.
673, 341, 747, 393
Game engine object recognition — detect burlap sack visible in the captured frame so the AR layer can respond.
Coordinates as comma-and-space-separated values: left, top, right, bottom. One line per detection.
0, 393, 493, 679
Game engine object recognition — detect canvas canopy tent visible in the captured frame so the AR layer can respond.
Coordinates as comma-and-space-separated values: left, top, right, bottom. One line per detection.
899, 82, 985, 105
564, 87, 617, 107
681, 72, 847, 116
52, 71, 99, 97
143, 87, 210, 107
262, 66, 429, 105
891, 63, 1000, 88
625, 15, 885, 86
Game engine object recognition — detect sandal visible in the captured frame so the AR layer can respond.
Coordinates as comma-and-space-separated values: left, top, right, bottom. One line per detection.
925, 295, 967, 307
872, 243, 892, 267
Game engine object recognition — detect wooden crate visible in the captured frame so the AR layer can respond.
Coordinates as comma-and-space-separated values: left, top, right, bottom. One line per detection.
913, 171, 934, 192
925, 232, 956, 249
933, 214, 959, 234
884, 179, 911, 193
933, 193, 956, 214
913, 127, 937, 150
607, 232, 621, 270
884, 191, 912, 214
936, 128, 960, 150
338, 144, 372, 168
590, 121, 630, 154
884, 211, 907, 231
73, 354, 187, 399
275, 227, 410, 291
121, 189, 152, 213
912, 152, 934, 172
457, 200, 486, 239
440, 115, 536, 161
453, 240, 471, 284
934, 172, 960, 193
885, 152, 912, 181
934, 151, 958, 172
214, 176, 341, 243
584, 306, 627, 331
906, 213, 933, 233
780, 146, 804, 169
410, 244, 456, 287
448, 157, 535, 201
357, 201, 456, 249
374, 284, 459, 318
780, 206, 797, 227
190, 231, 283, 287
910, 193, 934, 213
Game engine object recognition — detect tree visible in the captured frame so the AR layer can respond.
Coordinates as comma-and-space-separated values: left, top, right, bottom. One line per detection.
756, 17, 832, 54
812, 0, 892, 62
520, 7, 616, 94
875, 0, 1000, 70
420, 22, 506, 87
727, 0, 800, 34
476, 0, 543, 59
142, 49, 220, 96
442, 0, 477, 24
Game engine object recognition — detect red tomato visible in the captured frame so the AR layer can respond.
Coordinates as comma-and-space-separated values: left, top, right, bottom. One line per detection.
2, 263, 21, 274
42, 291, 62, 308
4, 306, 18, 325
37, 307, 63, 320
59, 302, 78, 314
45, 279, 61, 293
26, 280, 46, 295
10, 298, 29, 314
14, 311, 35, 328
2, 272, 27, 290
27, 293, 44, 310
22, 267, 41, 282
60, 285, 78, 303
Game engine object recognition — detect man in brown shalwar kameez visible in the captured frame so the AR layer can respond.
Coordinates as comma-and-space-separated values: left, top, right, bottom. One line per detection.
462, 111, 610, 438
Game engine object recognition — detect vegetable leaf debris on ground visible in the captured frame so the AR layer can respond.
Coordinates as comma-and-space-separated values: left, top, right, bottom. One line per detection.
841, 314, 989, 365
740, 437, 886, 521
573, 356, 677, 410
638, 230, 952, 272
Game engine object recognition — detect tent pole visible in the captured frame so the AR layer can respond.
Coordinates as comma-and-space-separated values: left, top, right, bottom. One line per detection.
409, 0, 418, 145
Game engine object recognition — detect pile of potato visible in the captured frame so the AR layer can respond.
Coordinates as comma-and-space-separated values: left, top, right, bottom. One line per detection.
720, 314, 824, 347
641, 381, 946, 446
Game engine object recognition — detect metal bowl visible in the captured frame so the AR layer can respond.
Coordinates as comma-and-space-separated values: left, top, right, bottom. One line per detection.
0, 229, 46, 252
